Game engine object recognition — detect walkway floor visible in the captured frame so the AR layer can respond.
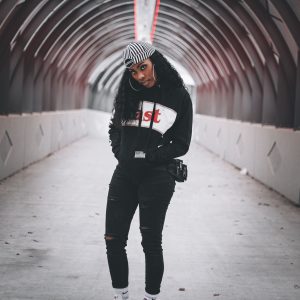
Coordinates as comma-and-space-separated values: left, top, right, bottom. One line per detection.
0, 136, 300, 300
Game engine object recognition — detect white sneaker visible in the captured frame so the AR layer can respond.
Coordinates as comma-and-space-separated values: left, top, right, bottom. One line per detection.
143, 293, 159, 300
114, 296, 126, 300
114, 291, 129, 299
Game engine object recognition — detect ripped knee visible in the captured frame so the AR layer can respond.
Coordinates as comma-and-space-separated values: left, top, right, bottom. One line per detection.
104, 234, 127, 245
104, 234, 115, 241
104, 234, 128, 253
140, 226, 151, 232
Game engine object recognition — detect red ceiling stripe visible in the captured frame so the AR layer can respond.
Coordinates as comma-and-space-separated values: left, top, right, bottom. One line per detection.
134, 0, 138, 40
150, 0, 160, 42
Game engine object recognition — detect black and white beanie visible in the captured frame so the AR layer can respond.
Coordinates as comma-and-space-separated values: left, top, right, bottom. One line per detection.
123, 41, 156, 68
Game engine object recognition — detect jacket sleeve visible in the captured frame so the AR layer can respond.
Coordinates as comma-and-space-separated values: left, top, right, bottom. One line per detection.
108, 120, 121, 160
146, 89, 193, 163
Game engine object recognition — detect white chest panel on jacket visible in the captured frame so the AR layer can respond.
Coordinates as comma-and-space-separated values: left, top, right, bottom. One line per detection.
124, 101, 177, 135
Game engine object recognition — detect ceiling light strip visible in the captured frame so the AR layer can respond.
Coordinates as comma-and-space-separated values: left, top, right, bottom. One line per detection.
150, 0, 160, 42
134, 0, 138, 40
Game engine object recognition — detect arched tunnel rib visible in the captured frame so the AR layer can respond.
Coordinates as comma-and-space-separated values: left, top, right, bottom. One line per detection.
1, 4, 300, 294
1, 0, 299, 129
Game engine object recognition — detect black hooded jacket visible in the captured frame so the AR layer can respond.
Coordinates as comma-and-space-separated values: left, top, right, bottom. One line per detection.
108, 84, 193, 171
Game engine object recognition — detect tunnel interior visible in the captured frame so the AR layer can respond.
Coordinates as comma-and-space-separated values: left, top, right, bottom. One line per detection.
0, 0, 299, 130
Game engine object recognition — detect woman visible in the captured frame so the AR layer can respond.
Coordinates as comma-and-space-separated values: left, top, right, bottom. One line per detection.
105, 41, 193, 300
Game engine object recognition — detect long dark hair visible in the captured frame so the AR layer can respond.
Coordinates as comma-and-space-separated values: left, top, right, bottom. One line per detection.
111, 50, 185, 127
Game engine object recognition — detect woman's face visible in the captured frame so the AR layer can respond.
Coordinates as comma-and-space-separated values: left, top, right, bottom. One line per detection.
129, 58, 157, 88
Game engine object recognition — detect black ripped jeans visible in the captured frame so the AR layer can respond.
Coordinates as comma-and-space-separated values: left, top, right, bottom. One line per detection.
105, 162, 176, 295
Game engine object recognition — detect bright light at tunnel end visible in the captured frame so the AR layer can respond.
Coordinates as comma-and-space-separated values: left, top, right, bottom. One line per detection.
134, 0, 160, 43
132, 0, 193, 85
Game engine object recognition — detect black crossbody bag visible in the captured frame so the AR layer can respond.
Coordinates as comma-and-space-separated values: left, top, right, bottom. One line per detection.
167, 158, 188, 182
137, 101, 188, 183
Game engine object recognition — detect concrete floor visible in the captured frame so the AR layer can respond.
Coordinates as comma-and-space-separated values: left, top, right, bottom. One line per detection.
0, 136, 300, 300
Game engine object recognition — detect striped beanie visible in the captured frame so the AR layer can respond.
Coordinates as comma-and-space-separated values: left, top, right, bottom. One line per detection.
123, 41, 156, 68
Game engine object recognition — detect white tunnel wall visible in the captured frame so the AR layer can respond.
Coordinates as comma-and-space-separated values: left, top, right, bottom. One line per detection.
193, 114, 300, 205
0, 111, 89, 181
0, 110, 299, 205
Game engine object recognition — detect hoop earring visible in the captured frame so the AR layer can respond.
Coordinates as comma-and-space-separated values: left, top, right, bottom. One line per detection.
152, 63, 157, 82
129, 77, 140, 92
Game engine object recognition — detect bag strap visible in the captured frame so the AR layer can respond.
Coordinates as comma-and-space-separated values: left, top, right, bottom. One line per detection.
135, 101, 157, 153
143, 102, 156, 152
134, 100, 144, 143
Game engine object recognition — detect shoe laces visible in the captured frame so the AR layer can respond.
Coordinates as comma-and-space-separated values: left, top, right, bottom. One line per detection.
114, 293, 129, 300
